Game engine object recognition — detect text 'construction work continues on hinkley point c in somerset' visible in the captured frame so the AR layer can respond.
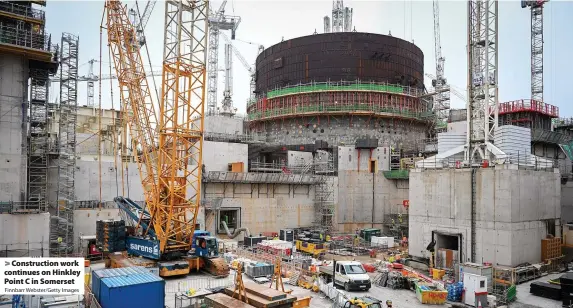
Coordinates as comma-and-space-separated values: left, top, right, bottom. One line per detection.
0, 258, 85, 295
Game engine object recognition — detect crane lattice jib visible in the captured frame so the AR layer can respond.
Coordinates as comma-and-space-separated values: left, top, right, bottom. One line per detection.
156, 0, 208, 253
105, 0, 160, 215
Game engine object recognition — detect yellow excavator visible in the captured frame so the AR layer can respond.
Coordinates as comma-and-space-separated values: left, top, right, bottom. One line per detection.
343, 296, 386, 308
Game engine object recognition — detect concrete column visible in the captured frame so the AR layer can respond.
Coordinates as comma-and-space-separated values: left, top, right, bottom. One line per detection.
0, 53, 28, 202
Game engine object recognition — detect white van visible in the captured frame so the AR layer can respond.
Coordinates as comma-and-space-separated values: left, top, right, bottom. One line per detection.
331, 261, 371, 291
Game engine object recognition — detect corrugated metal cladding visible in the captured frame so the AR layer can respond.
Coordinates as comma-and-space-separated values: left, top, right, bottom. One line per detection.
99, 272, 165, 308
255, 32, 424, 93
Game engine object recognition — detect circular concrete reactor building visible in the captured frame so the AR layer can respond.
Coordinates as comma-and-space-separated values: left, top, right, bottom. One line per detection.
247, 32, 432, 151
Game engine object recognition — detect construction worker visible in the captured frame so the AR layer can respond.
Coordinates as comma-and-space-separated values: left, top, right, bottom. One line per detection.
319, 233, 323, 242
398, 213, 403, 224
354, 235, 360, 246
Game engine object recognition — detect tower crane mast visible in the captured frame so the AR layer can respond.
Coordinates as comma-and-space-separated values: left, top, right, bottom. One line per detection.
220, 32, 261, 106
431, 0, 450, 127
522, 0, 548, 101
207, 1, 240, 115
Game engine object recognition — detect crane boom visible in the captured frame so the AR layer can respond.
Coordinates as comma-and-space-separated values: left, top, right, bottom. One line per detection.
155, 0, 208, 253
105, 0, 160, 230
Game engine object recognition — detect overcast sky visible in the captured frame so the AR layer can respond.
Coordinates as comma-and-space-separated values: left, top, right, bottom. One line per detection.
45, 0, 573, 117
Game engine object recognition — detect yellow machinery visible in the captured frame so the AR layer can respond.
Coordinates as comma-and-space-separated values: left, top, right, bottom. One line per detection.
343, 296, 383, 308
295, 240, 328, 257
103, 0, 229, 277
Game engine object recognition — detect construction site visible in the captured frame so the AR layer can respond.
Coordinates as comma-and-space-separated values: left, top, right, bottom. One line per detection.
1, 0, 573, 307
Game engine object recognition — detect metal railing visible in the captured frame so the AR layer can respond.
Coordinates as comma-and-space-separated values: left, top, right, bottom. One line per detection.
165, 274, 235, 294
0, 241, 47, 257
204, 131, 266, 144
414, 151, 557, 170
0, 23, 51, 51
0, 1, 45, 21
249, 81, 425, 108
0, 200, 48, 213
499, 99, 559, 118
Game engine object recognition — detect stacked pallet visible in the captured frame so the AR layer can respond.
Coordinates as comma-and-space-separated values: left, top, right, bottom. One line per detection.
541, 237, 561, 261
223, 282, 298, 308
96, 220, 126, 253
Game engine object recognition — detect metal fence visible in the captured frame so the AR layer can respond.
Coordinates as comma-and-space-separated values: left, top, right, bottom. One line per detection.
164, 274, 236, 294
0, 241, 47, 257
414, 151, 557, 171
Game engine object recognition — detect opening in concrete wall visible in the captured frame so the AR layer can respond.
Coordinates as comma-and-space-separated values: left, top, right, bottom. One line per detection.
218, 208, 240, 234
434, 232, 462, 269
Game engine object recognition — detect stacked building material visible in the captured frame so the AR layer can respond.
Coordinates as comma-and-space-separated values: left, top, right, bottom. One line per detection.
96, 220, 126, 253
244, 262, 274, 278
223, 282, 298, 308
446, 282, 463, 302
541, 237, 561, 261
530, 282, 561, 300
256, 240, 293, 257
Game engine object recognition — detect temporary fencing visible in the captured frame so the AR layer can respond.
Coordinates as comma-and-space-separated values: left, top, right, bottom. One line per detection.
164, 274, 236, 294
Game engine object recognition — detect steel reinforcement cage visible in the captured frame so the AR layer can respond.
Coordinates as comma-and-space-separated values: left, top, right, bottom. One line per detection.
247, 81, 432, 123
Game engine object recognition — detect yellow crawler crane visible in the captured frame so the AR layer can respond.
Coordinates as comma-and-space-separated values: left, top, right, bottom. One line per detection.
105, 0, 228, 277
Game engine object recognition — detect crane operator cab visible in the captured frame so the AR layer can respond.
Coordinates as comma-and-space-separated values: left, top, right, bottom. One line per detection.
195, 236, 219, 258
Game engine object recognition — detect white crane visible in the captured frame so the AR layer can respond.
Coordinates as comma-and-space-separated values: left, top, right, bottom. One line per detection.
220, 32, 262, 107
431, 0, 450, 128
207, 1, 240, 115
435, 0, 506, 164
219, 44, 235, 116
129, 0, 157, 48
425, 73, 466, 103
522, 0, 548, 101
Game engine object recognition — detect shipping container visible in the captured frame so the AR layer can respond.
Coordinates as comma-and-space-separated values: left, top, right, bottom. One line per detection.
99, 272, 165, 308
91, 267, 149, 302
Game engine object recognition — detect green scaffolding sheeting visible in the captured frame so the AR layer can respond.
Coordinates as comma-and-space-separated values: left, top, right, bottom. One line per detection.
266, 83, 406, 98
383, 170, 409, 179
559, 143, 573, 161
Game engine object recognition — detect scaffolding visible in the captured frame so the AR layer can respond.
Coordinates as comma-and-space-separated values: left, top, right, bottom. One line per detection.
50, 33, 79, 256
314, 150, 335, 231
247, 81, 431, 124
498, 99, 558, 131
27, 68, 50, 212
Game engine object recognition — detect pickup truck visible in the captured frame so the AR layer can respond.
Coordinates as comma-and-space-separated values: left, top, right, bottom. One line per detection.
319, 261, 371, 291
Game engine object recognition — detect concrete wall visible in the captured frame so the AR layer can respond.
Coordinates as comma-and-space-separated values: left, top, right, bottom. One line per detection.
0, 213, 50, 256
447, 121, 467, 134
250, 116, 427, 151
336, 171, 408, 233
202, 141, 248, 172
562, 181, 573, 223
287, 151, 313, 167
72, 208, 122, 250
204, 115, 244, 134
338, 146, 391, 171
72, 160, 144, 202
0, 54, 27, 202
409, 167, 561, 266
203, 182, 316, 240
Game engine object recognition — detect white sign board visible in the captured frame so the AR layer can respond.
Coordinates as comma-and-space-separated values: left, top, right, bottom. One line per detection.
0, 258, 85, 295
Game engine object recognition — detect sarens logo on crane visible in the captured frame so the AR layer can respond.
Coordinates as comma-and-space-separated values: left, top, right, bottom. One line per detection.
130, 243, 159, 255
126, 237, 161, 260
